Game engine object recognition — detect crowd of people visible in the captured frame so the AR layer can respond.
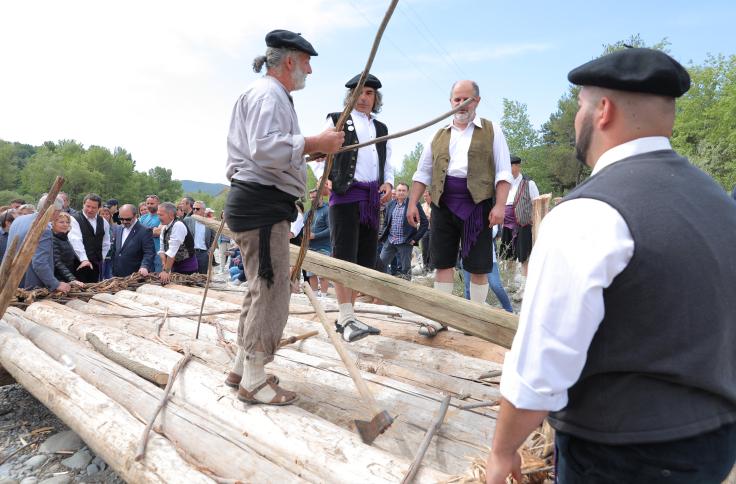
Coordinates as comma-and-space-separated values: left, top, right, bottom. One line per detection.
0, 193, 222, 294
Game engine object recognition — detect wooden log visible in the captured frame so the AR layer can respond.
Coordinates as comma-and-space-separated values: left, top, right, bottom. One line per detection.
86, 294, 497, 473
0, 319, 215, 484
171, 283, 509, 363
3, 308, 305, 483
532, 193, 552, 244
18, 303, 451, 483
194, 215, 518, 347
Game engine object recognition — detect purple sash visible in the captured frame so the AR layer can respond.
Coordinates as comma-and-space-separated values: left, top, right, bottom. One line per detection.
503, 204, 519, 242
329, 180, 380, 230
440, 175, 484, 258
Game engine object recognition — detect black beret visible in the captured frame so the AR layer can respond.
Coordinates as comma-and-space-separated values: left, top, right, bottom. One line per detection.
265, 29, 318, 56
510, 156, 522, 165
568, 48, 690, 98
345, 73, 382, 89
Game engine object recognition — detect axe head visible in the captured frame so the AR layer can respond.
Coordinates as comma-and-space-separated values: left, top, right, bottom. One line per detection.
355, 410, 394, 445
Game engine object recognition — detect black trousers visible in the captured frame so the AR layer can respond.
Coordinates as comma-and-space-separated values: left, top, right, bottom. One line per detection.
555, 423, 736, 483
329, 202, 378, 269
195, 249, 209, 274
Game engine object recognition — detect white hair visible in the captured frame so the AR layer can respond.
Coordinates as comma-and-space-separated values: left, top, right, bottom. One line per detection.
37, 194, 64, 211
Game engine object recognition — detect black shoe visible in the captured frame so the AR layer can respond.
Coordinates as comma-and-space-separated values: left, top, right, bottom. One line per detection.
335, 318, 380, 342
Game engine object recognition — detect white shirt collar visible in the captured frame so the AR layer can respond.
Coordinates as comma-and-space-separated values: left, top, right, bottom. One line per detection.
592, 136, 672, 175
445, 114, 482, 131
351, 109, 373, 121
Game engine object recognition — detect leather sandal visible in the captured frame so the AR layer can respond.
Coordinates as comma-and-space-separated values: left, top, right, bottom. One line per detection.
225, 372, 278, 389
237, 375, 298, 406
418, 323, 447, 337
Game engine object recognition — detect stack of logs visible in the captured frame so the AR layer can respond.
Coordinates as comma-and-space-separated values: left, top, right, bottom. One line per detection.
0, 284, 514, 483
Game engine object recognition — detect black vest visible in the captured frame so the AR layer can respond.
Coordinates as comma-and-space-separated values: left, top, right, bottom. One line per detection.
162, 221, 194, 262
72, 213, 104, 263
548, 150, 736, 444
327, 112, 388, 194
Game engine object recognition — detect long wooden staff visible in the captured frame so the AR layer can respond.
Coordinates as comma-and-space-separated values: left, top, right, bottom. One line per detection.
290, 0, 399, 283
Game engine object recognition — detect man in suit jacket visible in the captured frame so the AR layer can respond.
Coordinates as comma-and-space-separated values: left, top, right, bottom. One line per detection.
379, 182, 428, 279
2, 194, 71, 293
111, 204, 155, 277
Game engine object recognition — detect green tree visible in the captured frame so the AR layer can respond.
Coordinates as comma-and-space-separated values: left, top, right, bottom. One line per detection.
672, 54, 736, 189
394, 142, 423, 186
501, 98, 539, 154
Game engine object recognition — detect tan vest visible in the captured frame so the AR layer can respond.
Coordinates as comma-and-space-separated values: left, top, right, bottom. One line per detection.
429, 118, 496, 204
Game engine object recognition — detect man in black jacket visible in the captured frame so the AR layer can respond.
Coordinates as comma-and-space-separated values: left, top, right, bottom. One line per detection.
111, 204, 155, 277
378, 182, 427, 279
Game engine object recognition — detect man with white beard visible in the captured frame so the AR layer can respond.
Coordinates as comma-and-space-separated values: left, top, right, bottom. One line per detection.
407, 80, 512, 336
223, 30, 344, 406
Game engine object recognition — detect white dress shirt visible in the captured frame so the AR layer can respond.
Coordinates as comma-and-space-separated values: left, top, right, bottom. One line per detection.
120, 220, 137, 247
193, 222, 207, 250
500, 136, 672, 411
290, 211, 304, 238
322, 109, 395, 187
159, 220, 188, 258
69, 214, 111, 262
412, 115, 513, 187
506, 173, 540, 205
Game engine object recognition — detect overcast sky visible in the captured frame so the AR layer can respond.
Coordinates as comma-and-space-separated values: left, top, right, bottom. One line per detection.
1, 0, 733, 184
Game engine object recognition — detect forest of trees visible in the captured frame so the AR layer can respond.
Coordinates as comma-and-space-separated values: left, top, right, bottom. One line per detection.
2, 37, 734, 211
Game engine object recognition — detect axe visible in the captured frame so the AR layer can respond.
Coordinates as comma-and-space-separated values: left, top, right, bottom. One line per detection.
302, 283, 393, 444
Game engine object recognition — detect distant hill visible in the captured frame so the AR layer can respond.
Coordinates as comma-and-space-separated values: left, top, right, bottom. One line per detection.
180, 180, 228, 196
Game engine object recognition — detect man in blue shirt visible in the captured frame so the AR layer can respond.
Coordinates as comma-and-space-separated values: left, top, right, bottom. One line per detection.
138, 194, 162, 272
379, 182, 428, 279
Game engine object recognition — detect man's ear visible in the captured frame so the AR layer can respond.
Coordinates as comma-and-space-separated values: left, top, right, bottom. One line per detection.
597, 96, 615, 130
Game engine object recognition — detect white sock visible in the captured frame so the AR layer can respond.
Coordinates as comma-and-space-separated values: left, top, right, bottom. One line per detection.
469, 282, 489, 304
434, 281, 454, 294
243, 351, 267, 391
231, 348, 246, 376
338, 303, 355, 325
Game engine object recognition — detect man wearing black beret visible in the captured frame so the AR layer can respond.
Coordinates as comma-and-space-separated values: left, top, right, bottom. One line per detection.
487, 48, 736, 483
321, 72, 393, 342
223, 30, 344, 406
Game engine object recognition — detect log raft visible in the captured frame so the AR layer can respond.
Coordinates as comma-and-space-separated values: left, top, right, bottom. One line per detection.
0, 281, 509, 481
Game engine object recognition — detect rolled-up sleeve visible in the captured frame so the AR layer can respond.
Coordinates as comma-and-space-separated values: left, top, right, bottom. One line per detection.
492, 123, 513, 186
162, 222, 188, 259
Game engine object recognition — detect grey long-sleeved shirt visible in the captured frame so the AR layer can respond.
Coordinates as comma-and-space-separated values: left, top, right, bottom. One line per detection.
225, 75, 307, 198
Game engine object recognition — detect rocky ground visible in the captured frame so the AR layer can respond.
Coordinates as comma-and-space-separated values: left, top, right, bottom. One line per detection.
0, 384, 123, 484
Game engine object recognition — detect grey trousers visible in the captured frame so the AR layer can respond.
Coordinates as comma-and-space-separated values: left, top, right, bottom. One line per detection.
231, 221, 291, 364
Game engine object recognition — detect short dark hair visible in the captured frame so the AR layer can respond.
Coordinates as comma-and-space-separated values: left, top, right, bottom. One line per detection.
182, 196, 195, 207
10, 199, 25, 205
396, 182, 409, 190
83, 193, 102, 208
0, 210, 15, 229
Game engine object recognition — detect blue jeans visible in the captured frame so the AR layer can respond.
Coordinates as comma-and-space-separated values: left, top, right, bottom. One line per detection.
379, 242, 413, 277
462, 264, 513, 312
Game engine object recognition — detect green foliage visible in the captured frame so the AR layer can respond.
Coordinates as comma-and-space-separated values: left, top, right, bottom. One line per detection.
394, 142, 424, 186
672, 54, 736, 189
0, 138, 184, 209
501, 98, 539, 154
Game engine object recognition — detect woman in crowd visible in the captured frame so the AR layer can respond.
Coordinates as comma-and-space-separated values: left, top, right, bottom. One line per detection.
0, 209, 16, 261
139, 202, 149, 217
52, 212, 84, 288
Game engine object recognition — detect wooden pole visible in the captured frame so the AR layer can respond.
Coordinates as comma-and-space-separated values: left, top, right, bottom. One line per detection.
531, 193, 551, 245
195, 215, 518, 347
401, 394, 451, 484
0, 176, 64, 320
195, 218, 225, 339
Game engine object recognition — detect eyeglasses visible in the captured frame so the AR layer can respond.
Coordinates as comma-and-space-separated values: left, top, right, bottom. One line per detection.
119, 217, 133, 222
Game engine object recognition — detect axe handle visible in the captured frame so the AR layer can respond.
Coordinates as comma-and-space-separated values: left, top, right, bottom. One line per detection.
302, 283, 381, 414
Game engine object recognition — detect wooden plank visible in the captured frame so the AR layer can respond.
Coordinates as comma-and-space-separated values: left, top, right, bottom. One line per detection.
532, 193, 552, 244
194, 215, 518, 347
